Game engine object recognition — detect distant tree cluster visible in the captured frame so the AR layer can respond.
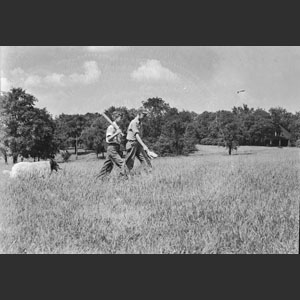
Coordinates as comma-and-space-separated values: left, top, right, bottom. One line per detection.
53, 98, 200, 157
194, 104, 300, 153
1, 88, 300, 163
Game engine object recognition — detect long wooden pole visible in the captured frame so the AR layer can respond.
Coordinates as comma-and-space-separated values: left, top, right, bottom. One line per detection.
101, 112, 124, 136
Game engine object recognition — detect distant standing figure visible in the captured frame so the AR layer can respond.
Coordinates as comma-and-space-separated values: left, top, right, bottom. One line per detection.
122, 108, 152, 175
95, 111, 124, 180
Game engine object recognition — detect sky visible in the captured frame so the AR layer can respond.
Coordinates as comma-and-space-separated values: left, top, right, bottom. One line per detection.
1, 46, 300, 117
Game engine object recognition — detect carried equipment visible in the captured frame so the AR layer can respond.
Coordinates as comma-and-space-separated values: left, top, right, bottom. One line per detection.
145, 149, 158, 159
101, 112, 125, 137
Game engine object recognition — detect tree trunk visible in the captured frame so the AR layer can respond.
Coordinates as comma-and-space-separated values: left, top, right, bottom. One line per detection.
13, 154, 18, 164
228, 146, 232, 155
75, 136, 78, 160
4, 151, 8, 164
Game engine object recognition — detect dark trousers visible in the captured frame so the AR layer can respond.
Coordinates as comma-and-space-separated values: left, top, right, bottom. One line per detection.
122, 141, 152, 174
96, 144, 123, 179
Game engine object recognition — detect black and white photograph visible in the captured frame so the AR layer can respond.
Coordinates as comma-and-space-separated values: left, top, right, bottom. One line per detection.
0, 46, 299, 254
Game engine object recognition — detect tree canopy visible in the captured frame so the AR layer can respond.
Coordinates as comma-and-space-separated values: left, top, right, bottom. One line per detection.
0, 88, 58, 163
1, 87, 300, 163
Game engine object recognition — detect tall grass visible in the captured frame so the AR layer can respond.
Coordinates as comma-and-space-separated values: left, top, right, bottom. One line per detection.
0, 146, 299, 254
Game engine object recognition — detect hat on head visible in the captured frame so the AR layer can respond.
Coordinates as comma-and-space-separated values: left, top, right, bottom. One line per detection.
137, 107, 149, 115
112, 110, 123, 119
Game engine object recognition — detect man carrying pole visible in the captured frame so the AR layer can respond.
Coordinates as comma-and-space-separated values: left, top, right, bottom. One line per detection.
95, 110, 125, 180
121, 108, 153, 176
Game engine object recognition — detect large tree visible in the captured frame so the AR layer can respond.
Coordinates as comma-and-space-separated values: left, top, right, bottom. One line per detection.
214, 110, 241, 155
155, 108, 186, 156
20, 107, 58, 160
0, 99, 9, 163
0, 93, 8, 163
142, 97, 171, 146
289, 111, 300, 144
232, 104, 255, 145
80, 117, 107, 158
0, 88, 58, 163
0, 88, 37, 162
54, 114, 88, 154
269, 107, 294, 146
195, 111, 218, 144
183, 122, 198, 154
249, 109, 274, 146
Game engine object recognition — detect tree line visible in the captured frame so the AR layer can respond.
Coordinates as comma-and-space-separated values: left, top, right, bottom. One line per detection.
1, 87, 300, 163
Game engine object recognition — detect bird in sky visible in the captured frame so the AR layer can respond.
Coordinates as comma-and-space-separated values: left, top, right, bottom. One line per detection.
237, 90, 246, 94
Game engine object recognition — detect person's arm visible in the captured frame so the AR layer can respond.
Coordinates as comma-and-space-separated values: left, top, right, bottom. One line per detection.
136, 133, 148, 151
131, 119, 148, 150
107, 128, 122, 142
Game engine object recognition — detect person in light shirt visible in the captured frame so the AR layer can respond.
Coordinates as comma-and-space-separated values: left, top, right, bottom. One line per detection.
95, 111, 125, 180
121, 108, 152, 175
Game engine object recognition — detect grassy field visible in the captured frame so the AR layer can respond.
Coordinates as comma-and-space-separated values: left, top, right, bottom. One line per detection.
0, 145, 299, 254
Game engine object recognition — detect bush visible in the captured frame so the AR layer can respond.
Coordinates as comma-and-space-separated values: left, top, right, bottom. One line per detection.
61, 150, 72, 162
200, 137, 219, 145
296, 140, 300, 148
153, 135, 172, 156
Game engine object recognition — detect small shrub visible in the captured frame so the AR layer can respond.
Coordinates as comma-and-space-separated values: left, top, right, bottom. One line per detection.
61, 150, 72, 162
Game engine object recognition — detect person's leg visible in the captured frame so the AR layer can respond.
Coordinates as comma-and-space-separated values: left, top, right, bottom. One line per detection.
121, 142, 138, 175
110, 146, 124, 169
95, 159, 113, 180
95, 147, 114, 179
126, 150, 135, 171
136, 145, 152, 170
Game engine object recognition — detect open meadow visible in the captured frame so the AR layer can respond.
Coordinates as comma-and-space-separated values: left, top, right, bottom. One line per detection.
0, 145, 299, 254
